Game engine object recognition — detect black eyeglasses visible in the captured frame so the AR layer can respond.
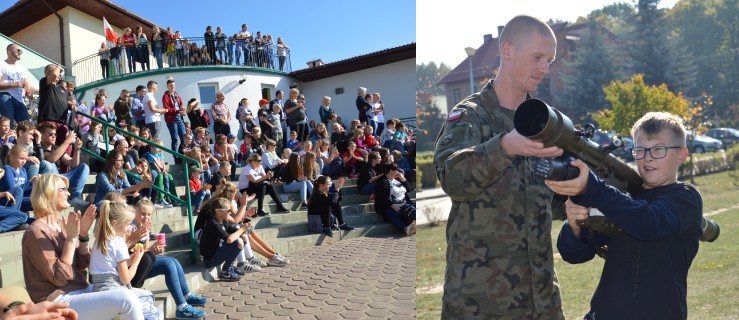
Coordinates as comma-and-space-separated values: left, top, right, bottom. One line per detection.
630, 146, 682, 160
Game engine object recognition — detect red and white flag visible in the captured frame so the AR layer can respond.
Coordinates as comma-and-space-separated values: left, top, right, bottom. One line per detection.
103, 17, 119, 46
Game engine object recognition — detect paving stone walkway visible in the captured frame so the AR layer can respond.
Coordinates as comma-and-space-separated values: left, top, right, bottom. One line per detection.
196, 235, 416, 320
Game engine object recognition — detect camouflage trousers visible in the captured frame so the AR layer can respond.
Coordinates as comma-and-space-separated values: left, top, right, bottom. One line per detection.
441, 303, 564, 320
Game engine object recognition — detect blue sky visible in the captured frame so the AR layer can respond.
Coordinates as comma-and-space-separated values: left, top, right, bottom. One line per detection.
0, 0, 416, 70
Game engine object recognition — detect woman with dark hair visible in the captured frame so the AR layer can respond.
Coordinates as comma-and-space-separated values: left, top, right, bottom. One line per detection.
357, 151, 382, 195
93, 150, 152, 206
308, 175, 354, 237
134, 26, 149, 71
374, 163, 415, 235
186, 98, 209, 130
280, 153, 312, 209
151, 26, 164, 69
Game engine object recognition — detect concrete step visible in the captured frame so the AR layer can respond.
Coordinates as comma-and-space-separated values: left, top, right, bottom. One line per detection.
0, 251, 23, 287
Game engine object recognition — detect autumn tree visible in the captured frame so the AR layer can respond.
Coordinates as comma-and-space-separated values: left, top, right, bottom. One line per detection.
591, 74, 690, 136
416, 96, 445, 152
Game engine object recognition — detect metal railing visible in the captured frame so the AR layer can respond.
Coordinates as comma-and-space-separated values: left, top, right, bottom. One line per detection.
399, 116, 418, 135
72, 36, 292, 86
77, 111, 201, 261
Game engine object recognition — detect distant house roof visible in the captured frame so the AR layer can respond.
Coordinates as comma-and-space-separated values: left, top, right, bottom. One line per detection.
290, 43, 415, 82
0, 0, 160, 37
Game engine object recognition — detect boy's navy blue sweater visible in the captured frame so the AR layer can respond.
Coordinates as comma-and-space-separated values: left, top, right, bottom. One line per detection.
557, 172, 702, 320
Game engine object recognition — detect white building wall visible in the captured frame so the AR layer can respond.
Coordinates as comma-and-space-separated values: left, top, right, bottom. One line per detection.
66, 7, 124, 68
76, 69, 291, 161
9, 10, 65, 64
299, 59, 415, 122
9, 7, 126, 70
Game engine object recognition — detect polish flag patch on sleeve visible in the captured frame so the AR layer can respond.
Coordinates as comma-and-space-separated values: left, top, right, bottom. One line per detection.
447, 111, 463, 122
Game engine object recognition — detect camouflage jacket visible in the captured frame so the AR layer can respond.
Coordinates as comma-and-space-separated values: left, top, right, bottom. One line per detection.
434, 81, 563, 317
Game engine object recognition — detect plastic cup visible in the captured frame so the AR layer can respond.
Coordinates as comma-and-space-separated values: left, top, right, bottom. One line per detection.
156, 233, 166, 246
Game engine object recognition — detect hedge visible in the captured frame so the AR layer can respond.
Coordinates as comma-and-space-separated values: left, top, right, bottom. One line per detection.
417, 151, 438, 189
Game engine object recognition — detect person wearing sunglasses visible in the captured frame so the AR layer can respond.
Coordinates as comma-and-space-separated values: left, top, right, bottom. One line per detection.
37, 122, 90, 208
546, 112, 702, 319
1, 44, 39, 129
236, 153, 289, 217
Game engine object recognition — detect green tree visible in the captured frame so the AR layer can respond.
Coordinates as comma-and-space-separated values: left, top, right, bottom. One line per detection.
627, 0, 697, 94
416, 96, 445, 152
592, 74, 690, 136
416, 62, 452, 95
667, 0, 738, 125
579, 2, 636, 36
560, 19, 618, 122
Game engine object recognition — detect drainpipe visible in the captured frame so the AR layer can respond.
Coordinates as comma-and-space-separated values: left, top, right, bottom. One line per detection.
39, 0, 66, 69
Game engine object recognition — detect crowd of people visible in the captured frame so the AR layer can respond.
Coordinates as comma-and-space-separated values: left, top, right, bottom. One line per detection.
98, 23, 290, 80
0, 39, 416, 319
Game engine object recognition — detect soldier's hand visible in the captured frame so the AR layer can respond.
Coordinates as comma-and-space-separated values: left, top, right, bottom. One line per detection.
544, 159, 589, 196
564, 199, 590, 237
500, 129, 563, 158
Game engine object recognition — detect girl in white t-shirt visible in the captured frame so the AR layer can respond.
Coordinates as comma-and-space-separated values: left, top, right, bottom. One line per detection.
90, 200, 162, 320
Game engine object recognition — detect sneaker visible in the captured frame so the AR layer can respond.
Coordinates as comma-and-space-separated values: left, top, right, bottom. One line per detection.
154, 203, 164, 209
247, 256, 268, 268
236, 261, 261, 272
267, 254, 288, 267
68, 197, 90, 207
175, 304, 206, 319
338, 224, 355, 231
404, 221, 416, 236
256, 209, 269, 217
275, 253, 290, 264
218, 269, 241, 282
185, 294, 208, 306
161, 200, 174, 208
300, 203, 309, 210
322, 227, 334, 237
330, 224, 340, 231
233, 266, 246, 276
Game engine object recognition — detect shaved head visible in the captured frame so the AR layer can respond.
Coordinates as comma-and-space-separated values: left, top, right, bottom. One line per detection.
499, 15, 555, 52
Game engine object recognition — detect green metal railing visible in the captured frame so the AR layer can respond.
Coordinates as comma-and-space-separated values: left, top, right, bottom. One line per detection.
77, 111, 201, 261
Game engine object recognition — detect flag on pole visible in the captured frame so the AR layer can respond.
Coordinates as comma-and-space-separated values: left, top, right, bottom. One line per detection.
103, 17, 118, 46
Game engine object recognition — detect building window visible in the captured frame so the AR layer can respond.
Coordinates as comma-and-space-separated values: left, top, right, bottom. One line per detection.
452, 88, 462, 105
198, 83, 219, 107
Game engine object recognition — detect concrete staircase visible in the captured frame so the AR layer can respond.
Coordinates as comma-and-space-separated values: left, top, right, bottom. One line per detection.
0, 163, 415, 319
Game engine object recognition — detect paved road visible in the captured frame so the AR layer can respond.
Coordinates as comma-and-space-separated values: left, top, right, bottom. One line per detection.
196, 235, 416, 320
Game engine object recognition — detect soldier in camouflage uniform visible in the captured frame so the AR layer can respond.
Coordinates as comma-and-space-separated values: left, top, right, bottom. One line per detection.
433, 15, 566, 319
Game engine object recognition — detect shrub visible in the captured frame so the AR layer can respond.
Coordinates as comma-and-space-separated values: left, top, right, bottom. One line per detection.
417, 151, 438, 189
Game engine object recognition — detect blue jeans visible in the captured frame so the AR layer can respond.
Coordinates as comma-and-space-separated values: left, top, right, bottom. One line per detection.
282, 180, 312, 204
207, 240, 240, 269
385, 207, 413, 230
191, 189, 211, 212
0, 186, 31, 212
23, 161, 39, 180
369, 120, 378, 136
153, 47, 163, 69
146, 255, 190, 306
125, 47, 135, 73
167, 116, 186, 153
146, 121, 161, 140
360, 182, 376, 195
0, 94, 30, 129
0, 206, 27, 232
63, 164, 90, 199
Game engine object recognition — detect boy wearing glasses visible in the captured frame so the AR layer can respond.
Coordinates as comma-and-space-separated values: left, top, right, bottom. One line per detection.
545, 112, 702, 320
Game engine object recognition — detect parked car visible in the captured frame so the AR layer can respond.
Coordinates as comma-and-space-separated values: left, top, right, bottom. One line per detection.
686, 130, 723, 154
706, 128, 739, 148
590, 131, 634, 161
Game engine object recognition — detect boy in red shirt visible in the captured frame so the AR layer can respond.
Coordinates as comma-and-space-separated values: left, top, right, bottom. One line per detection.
189, 165, 211, 212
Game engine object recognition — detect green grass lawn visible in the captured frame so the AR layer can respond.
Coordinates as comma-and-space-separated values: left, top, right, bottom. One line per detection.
417, 170, 739, 319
